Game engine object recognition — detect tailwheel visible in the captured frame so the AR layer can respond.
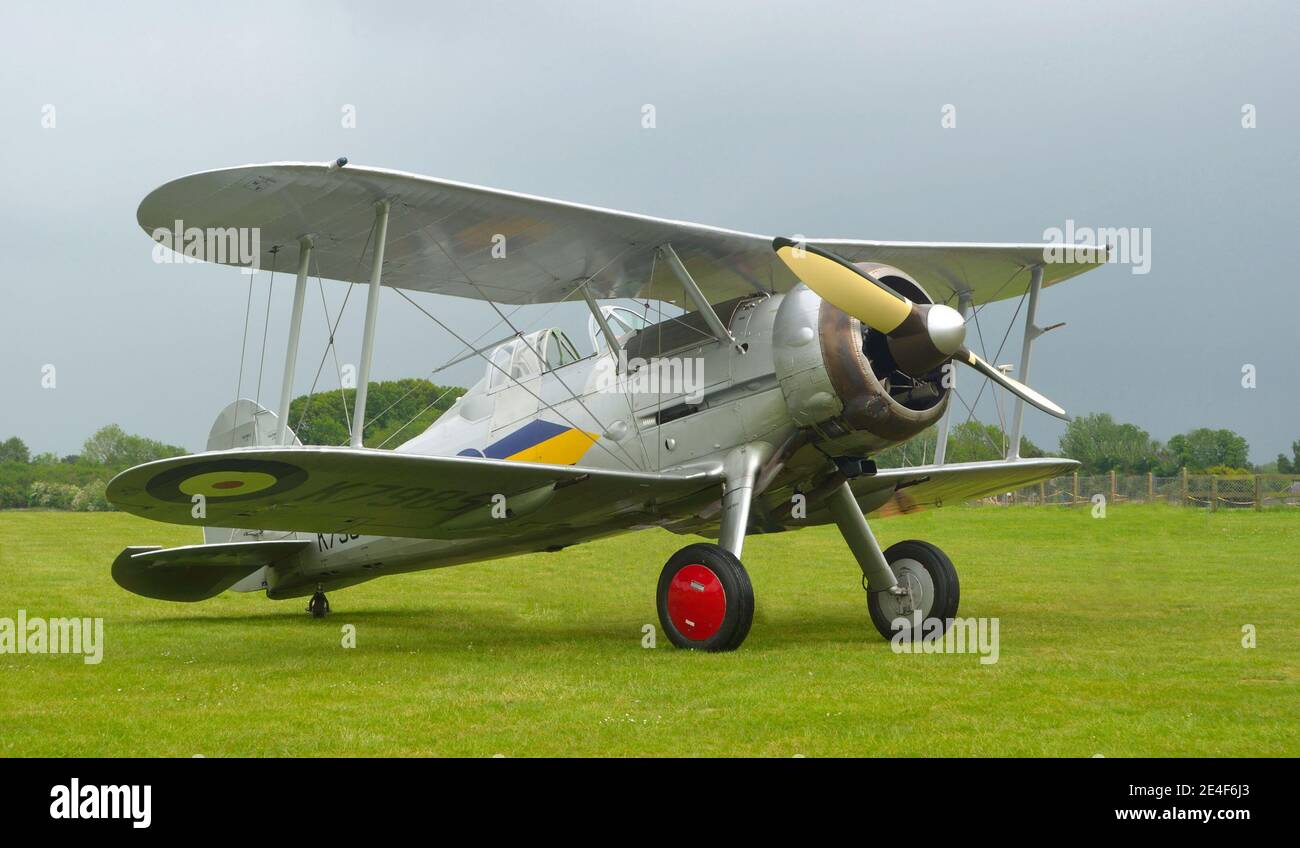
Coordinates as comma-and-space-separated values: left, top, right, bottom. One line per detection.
656, 542, 754, 652
307, 589, 331, 619
867, 540, 960, 642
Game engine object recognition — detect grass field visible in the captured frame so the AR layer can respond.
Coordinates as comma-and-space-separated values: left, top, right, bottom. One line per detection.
0, 505, 1295, 757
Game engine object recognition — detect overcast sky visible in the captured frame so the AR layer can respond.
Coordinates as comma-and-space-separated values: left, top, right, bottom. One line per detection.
2, 0, 1297, 462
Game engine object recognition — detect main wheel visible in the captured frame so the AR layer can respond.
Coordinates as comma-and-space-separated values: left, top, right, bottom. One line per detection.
867, 540, 959, 641
656, 543, 755, 652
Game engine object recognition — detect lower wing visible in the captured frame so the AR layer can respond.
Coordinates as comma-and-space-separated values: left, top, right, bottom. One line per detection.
106, 447, 721, 539
856, 457, 1079, 516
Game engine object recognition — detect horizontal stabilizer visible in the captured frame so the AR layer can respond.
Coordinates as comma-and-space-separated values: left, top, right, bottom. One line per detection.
112, 539, 311, 602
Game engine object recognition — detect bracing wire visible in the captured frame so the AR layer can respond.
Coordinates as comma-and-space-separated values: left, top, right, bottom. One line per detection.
960, 285, 1028, 436
936, 264, 1031, 459
355, 308, 534, 444
230, 269, 256, 449
391, 287, 641, 473
950, 387, 1014, 458
293, 219, 376, 442
420, 237, 647, 471
254, 249, 279, 407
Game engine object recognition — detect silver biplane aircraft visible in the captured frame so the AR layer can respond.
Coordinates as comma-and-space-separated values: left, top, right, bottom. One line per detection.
108, 160, 1105, 651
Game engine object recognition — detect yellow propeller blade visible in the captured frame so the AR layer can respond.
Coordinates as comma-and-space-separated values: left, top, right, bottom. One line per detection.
773, 239, 912, 334
956, 348, 1069, 420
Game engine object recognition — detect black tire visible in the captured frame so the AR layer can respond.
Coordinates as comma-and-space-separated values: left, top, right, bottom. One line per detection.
656, 543, 755, 652
308, 591, 330, 619
867, 539, 959, 641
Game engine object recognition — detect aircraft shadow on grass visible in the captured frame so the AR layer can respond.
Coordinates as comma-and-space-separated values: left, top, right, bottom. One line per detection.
131, 605, 880, 653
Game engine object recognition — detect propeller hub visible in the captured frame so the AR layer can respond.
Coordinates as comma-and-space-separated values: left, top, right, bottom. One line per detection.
925, 303, 966, 356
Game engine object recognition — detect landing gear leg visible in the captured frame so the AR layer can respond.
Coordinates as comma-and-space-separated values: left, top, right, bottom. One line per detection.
307, 587, 331, 619
826, 482, 960, 642
826, 481, 898, 592
716, 444, 767, 559
655, 445, 767, 651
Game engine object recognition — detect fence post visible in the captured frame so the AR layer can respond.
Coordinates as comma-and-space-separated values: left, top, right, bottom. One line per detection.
1039, 481, 1046, 504
1109, 470, 1117, 504
1147, 472, 1154, 502
1073, 472, 1080, 506
1255, 475, 1263, 511
1210, 476, 1218, 512
1181, 467, 1188, 506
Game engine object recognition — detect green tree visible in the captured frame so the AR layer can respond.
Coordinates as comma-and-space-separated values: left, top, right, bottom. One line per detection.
72, 479, 113, 511
289, 379, 465, 448
1275, 440, 1299, 474
1059, 413, 1161, 474
947, 420, 1043, 463
0, 477, 29, 509
1161, 428, 1250, 474
0, 436, 30, 464
81, 424, 187, 468
876, 421, 1043, 467
875, 428, 936, 467
27, 480, 79, 509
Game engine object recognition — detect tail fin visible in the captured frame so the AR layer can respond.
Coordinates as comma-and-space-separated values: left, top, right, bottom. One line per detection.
206, 398, 298, 453
203, 399, 300, 553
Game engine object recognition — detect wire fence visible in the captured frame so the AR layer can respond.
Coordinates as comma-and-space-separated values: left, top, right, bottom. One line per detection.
986, 473, 1300, 510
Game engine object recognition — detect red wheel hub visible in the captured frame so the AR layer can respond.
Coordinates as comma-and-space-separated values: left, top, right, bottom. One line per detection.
666, 563, 727, 641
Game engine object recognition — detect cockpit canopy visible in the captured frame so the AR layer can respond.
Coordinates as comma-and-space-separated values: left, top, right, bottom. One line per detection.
587, 305, 651, 353
482, 305, 669, 391
486, 328, 582, 391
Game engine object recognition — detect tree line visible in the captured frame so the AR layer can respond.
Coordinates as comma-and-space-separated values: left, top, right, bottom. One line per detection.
876, 412, 1291, 476
288, 378, 465, 448
0, 425, 188, 511
0, 379, 465, 510
1, 386, 1293, 510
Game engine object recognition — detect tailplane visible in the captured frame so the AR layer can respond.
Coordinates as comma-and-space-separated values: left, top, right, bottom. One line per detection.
112, 540, 312, 602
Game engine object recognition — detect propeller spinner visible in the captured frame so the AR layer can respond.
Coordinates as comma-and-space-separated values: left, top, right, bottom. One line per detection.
773, 237, 1067, 420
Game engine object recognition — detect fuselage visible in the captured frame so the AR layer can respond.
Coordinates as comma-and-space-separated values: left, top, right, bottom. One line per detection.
266, 292, 795, 596
260, 281, 949, 599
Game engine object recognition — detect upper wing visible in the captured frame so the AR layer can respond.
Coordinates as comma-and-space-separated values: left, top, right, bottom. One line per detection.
851, 457, 1079, 517
106, 446, 720, 539
138, 161, 1105, 307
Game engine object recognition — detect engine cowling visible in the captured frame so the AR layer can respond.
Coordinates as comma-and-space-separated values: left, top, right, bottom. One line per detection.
772, 264, 950, 455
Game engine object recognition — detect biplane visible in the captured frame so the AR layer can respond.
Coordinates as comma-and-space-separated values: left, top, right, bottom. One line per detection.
108, 160, 1105, 651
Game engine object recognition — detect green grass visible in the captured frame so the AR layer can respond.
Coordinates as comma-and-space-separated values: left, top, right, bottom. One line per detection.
0, 505, 1296, 757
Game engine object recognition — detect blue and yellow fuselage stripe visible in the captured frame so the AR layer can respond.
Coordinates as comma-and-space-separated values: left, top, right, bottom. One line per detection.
457, 419, 600, 465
